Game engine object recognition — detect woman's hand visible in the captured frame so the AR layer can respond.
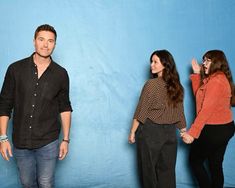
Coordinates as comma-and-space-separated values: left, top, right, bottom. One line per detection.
192, 58, 201, 74
128, 132, 136, 144
181, 132, 194, 144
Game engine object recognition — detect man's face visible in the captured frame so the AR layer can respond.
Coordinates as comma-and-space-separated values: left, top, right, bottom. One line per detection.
34, 31, 56, 58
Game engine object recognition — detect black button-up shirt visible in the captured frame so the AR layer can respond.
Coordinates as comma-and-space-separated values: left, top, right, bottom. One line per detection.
0, 54, 72, 149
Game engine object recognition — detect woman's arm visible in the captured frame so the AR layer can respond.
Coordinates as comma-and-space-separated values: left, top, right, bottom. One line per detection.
128, 119, 140, 144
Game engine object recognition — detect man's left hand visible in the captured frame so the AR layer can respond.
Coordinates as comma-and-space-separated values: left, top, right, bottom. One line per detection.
59, 141, 69, 160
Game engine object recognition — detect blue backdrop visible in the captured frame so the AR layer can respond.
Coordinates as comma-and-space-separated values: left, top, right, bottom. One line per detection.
0, 1, 235, 188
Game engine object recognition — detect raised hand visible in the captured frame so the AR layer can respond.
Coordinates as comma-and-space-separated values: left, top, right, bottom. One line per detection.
191, 58, 201, 74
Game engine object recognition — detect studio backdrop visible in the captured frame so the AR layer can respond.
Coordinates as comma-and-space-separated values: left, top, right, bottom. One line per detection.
0, 1, 235, 187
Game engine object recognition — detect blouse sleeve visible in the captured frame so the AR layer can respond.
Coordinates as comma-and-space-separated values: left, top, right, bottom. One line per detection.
133, 81, 151, 124
175, 102, 187, 129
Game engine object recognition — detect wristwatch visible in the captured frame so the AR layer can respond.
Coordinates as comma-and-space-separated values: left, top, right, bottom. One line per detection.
62, 139, 70, 143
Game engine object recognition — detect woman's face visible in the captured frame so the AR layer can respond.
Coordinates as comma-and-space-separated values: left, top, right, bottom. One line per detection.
203, 57, 212, 74
151, 55, 165, 77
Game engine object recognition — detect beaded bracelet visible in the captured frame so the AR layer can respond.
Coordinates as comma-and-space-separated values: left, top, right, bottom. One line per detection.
0, 138, 9, 143
0, 135, 8, 143
0, 135, 7, 140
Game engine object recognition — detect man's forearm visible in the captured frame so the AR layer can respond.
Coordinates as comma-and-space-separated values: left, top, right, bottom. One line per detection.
60, 111, 71, 140
0, 116, 9, 135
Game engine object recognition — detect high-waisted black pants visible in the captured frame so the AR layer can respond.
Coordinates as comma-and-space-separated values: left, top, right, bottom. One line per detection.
189, 121, 235, 188
136, 119, 177, 188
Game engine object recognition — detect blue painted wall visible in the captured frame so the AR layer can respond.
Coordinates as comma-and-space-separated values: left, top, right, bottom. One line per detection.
0, 1, 235, 187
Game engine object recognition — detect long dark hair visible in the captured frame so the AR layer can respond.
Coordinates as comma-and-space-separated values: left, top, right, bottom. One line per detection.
150, 50, 184, 106
202, 50, 235, 104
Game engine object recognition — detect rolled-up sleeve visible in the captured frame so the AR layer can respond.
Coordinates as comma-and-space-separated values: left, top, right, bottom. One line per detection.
0, 65, 15, 117
58, 70, 73, 113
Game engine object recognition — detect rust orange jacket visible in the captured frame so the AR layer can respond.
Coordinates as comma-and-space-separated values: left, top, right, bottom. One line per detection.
188, 72, 233, 138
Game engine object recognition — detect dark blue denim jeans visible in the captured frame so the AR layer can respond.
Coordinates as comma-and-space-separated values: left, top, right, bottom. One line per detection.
14, 139, 59, 188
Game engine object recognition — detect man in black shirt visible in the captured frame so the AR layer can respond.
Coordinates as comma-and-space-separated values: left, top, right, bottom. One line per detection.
0, 24, 72, 187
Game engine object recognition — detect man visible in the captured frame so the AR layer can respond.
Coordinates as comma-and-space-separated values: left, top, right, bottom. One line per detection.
0, 24, 72, 188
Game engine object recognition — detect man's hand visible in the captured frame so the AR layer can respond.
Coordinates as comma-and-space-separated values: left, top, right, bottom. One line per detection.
59, 141, 69, 160
0, 141, 13, 161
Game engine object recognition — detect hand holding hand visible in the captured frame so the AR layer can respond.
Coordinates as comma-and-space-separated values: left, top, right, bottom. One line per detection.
191, 58, 201, 74
181, 132, 194, 144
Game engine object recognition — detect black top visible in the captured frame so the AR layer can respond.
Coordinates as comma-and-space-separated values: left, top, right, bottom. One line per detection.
0, 53, 72, 149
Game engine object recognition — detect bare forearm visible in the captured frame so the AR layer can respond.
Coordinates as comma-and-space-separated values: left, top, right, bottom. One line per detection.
0, 116, 9, 135
130, 119, 140, 134
60, 111, 71, 140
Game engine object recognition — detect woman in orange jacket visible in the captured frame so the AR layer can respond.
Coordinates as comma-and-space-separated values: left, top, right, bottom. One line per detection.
182, 50, 235, 188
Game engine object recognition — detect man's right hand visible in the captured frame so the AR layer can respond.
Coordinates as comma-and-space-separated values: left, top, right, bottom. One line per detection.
0, 141, 13, 161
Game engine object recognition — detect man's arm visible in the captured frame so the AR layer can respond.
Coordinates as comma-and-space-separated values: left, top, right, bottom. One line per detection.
58, 111, 71, 160
0, 116, 12, 161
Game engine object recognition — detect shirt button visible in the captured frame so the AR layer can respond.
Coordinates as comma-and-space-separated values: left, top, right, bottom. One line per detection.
29, 126, 32, 129
32, 105, 35, 107
35, 72, 37, 75
30, 115, 33, 118
36, 83, 39, 86
34, 93, 37, 96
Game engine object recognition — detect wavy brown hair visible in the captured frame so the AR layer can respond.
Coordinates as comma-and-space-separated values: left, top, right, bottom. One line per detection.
150, 50, 184, 106
202, 50, 235, 105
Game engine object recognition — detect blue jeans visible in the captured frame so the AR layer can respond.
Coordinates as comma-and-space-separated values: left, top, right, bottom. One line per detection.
14, 140, 59, 188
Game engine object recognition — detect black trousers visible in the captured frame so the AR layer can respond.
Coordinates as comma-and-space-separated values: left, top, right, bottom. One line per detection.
189, 121, 235, 188
136, 119, 177, 188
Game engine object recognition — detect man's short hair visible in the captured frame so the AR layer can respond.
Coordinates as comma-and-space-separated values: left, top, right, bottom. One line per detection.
34, 24, 57, 41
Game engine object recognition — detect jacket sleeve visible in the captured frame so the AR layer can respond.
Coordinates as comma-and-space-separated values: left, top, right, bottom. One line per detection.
190, 74, 201, 96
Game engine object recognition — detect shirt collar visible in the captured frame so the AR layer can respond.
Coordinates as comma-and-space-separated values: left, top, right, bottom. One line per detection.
29, 52, 55, 71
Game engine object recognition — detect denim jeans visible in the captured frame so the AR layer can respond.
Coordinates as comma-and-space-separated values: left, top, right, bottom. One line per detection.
14, 140, 59, 188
